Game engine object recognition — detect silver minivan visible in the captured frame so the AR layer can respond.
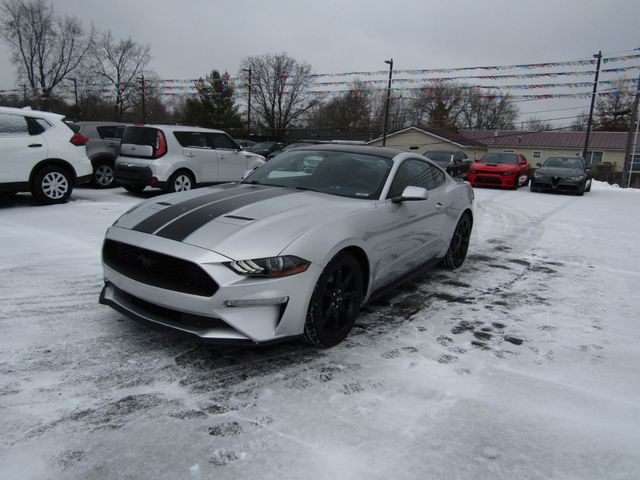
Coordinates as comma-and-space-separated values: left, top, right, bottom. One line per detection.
114, 125, 265, 193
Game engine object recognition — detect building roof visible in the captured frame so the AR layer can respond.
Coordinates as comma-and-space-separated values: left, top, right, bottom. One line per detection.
461, 130, 639, 151
368, 126, 486, 148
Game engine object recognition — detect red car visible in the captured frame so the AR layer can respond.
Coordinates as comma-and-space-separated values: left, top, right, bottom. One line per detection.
467, 153, 532, 189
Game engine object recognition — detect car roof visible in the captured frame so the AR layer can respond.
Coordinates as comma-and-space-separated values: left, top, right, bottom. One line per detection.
290, 143, 403, 159
75, 121, 129, 126
128, 124, 226, 134
0, 106, 65, 121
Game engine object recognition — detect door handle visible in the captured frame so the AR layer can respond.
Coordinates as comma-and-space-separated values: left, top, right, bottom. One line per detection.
185, 152, 195, 157
29, 143, 43, 148
436, 202, 445, 208
218, 154, 226, 159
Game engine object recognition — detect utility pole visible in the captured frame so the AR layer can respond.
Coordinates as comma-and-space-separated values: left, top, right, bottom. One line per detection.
243, 67, 252, 136
582, 51, 602, 163
622, 74, 640, 188
21, 84, 27, 107
139, 75, 146, 123
382, 58, 393, 147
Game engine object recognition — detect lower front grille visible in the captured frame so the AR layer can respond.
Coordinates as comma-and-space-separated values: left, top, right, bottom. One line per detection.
102, 239, 218, 297
113, 285, 228, 330
475, 175, 502, 184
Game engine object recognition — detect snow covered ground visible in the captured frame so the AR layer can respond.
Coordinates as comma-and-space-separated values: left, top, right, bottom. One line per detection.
1, 183, 639, 480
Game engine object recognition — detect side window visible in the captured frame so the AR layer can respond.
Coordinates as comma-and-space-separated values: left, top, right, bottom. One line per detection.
174, 131, 209, 148
388, 159, 446, 198
97, 126, 124, 139
0, 113, 29, 136
209, 133, 239, 150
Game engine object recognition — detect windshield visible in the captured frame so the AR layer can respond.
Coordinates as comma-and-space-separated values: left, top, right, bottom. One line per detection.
250, 142, 275, 149
482, 153, 518, 164
242, 150, 393, 200
425, 151, 454, 165
543, 157, 585, 169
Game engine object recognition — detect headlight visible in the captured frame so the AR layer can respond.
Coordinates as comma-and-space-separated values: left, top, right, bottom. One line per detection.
225, 255, 310, 278
567, 176, 586, 182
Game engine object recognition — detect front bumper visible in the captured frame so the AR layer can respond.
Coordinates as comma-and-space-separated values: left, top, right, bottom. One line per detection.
531, 177, 585, 193
467, 171, 519, 188
99, 227, 321, 344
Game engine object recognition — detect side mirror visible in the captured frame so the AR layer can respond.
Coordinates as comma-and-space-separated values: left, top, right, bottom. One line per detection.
536, 162, 542, 167
392, 186, 429, 204
474, 158, 480, 162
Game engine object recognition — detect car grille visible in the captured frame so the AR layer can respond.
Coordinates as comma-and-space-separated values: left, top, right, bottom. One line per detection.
112, 284, 229, 330
102, 239, 218, 297
475, 175, 502, 184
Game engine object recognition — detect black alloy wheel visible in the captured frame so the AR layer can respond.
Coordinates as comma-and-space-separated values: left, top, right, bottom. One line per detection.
441, 214, 472, 270
304, 252, 364, 348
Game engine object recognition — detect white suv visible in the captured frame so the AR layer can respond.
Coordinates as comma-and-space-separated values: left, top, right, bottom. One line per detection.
114, 125, 265, 193
0, 106, 93, 204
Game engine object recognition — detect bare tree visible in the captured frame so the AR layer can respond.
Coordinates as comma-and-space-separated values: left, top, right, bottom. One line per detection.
240, 52, 318, 139
307, 81, 373, 131
91, 30, 151, 121
409, 83, 466, 130
569, 110, 589, 131
458, 88, 518, 130
0, 0, 92, 110
594, 79, 634, 131
524, 116, 554, 131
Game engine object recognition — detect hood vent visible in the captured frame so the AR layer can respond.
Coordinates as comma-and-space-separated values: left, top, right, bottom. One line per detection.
223, 215, 255, 221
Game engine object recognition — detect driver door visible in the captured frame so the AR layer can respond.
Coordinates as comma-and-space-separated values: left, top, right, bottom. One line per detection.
373, 159, 448, 289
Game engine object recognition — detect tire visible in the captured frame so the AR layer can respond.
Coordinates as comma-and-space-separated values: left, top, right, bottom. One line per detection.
92, 160, 116, 188
441, 213, 472, 270
31, 165, 73, 204
123, 185, 145, 194
530, 182, 539, 193
304, 252, 364, 348
585, 179, 592, 192
168, 170, 194, 193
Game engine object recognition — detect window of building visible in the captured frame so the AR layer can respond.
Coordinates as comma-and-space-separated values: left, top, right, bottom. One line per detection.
586, 151, 604, 165
631, 154, 640, 172
501, 149, 515, 153
532, 151, 541, 159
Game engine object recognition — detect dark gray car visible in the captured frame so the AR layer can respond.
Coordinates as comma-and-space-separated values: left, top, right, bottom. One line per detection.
75, 121, 127, 188
530, 156, 592, 195
423, 150, 472, 178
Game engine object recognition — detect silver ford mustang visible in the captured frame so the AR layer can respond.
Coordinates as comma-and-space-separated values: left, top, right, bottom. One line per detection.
100, 145, 474, 347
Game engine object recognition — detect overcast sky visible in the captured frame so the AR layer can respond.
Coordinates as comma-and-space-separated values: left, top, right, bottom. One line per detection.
1, 0, 639, 123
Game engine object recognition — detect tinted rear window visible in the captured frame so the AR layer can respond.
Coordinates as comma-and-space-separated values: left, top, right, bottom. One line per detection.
122, 127, 158, 146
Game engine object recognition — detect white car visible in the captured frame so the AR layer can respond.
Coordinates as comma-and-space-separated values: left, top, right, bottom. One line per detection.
114, 125, 265, 193
0, 106, 93, 204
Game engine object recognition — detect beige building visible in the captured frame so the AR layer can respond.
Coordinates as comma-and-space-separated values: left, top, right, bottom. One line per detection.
462, 130, 639, 172
368, 126, 639, 172
367, 126, 487, 160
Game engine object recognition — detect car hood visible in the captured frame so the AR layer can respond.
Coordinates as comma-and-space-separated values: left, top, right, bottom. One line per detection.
113, 183, 371, 259
536, 167, 585, 177
472, 163, 519, 172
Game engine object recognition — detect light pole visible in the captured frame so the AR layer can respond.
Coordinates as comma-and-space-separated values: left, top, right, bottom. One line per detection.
242, 67, 252, 137
382, 58, 393, 147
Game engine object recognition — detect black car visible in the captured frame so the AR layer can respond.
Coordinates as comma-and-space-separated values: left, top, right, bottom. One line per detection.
530, 156, 592, 195
245, 141, 285, 158
423, 150, 472, 178
267, 142, 316, 159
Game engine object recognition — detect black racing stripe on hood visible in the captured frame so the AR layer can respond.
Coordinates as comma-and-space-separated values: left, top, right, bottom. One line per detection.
132, 183, 252, 234
154, 187, 295, 242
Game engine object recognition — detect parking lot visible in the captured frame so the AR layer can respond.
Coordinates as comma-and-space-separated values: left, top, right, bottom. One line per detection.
1, 184, 640, 480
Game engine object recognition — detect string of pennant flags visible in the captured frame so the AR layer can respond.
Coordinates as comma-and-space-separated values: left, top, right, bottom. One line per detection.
1, 51, 638, 99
